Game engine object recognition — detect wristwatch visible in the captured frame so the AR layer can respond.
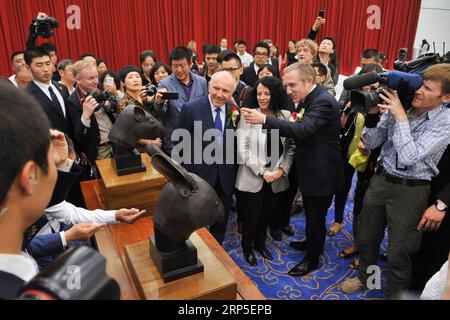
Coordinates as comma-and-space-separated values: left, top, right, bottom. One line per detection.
435, 200, 448, 212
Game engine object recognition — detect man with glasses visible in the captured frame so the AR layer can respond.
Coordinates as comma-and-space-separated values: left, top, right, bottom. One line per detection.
220, 52, 251, 107
241, 42, 271, 87
312, 62, 328, 87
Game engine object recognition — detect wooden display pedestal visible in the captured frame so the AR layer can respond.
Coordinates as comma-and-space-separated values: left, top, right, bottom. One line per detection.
124, 232, 237, 300
96, 154, 167, 215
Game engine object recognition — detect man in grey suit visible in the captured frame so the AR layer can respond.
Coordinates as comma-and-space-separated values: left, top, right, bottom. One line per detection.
154, 46, 208, 155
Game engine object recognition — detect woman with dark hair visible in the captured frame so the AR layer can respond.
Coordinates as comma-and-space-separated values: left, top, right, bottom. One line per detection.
99, 70, 124, 102
117, 65, 162, 148
236, 76, 295, 266
282, 39, 297, 69
270, 44, 282, 72
96, 59, 107, 78
257, 64, 279, 80
140, 50, 157, 86
149, 62, 172, 86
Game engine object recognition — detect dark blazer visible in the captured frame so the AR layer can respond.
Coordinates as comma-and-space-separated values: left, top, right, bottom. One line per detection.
26, 80, 71, 134
432, 144, 450, 205
0, 271, 25, 299
177, 95, 237, 196
66, 91, 116, 164
241, 62, 259, 88
264, 86, 344, 197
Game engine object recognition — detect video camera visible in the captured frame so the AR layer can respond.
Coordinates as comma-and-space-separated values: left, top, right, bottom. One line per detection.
344, 46, 450, 114
32, 17, 59, 38
344, 70, 423, 113
18, 247, 120, 300
145, 84, 179, 100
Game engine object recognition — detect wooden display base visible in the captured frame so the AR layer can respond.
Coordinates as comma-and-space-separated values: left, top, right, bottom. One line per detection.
96, 154, 167, 215
124, 232, 237, 300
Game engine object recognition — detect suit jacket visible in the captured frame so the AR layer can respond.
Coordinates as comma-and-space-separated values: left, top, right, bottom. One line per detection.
154, 72, 208, 155
66, 90, 116, 163
0, 271, 25, 299
432, 144, 450, 206
236, 110, 295, 194
26, 80, 72, 135
177, 95, 237, 196
241, 62, 259, 88
264, 86, 344, 197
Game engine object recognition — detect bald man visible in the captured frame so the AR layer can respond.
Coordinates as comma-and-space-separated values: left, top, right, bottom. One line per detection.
176, 71, 238, 244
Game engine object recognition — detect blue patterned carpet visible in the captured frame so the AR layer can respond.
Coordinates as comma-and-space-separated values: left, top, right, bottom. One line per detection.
223, 186, 389, 300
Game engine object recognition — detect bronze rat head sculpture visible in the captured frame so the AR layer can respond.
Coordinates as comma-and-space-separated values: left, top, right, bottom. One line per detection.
108, 105, 166, 150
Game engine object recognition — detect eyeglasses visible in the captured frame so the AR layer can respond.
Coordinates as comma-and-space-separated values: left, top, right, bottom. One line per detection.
222, 67, 241, 72
254, 51, 269, 57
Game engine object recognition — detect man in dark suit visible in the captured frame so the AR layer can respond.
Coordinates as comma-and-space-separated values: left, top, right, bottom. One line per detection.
242, 63, 344, 276
0, 83, 58, 299
24, 46, 72, 135
411, 143, 450, 292
176, 71, 238, 245
241, 42, 271, 88
67, 60, 115, 166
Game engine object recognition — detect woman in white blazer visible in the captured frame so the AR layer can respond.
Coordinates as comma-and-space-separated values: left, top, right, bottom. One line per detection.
236, 77, 295, 266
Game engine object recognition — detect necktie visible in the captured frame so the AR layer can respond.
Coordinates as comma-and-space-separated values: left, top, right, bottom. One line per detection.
48, 86, 63, 114
214, 108, 223, 133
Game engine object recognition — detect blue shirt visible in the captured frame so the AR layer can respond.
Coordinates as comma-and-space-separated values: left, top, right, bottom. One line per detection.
362, 105, 450, 180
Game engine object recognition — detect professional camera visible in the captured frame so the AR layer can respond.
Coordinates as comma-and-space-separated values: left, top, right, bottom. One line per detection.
146, 84, 158, 96
18, 247, 120, 300
87, 90, 112, 112
344, 70, 423, 113
32, 17, 59, 38
145, 84, 179, 100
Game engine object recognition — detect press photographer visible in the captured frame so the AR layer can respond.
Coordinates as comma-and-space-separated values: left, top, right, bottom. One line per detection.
26, 12, 60, 81
67, 60, 116, 168
339, 64, 450, 299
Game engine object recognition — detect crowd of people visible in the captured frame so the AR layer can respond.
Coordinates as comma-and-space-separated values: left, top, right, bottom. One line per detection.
1, 12, 450, 301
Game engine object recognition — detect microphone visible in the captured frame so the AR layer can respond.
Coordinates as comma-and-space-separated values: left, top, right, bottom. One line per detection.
344, 71, 423, 92
343, 72, 379, 90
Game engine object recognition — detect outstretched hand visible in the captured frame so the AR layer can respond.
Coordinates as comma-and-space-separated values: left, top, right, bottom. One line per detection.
115, 208, 146, 224
241, 108, 266, 125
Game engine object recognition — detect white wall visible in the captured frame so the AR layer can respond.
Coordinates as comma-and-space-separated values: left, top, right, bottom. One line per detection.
413, 0, 450, 58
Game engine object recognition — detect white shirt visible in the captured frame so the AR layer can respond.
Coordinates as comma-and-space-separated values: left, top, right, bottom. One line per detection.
209, 95, 225, 133
421, 261, 449, 300
254, 63, 261, 76
33, 80, 66, 117
238, 52, 253, 68
8, 74, 18, 87
0, 253, 38, 282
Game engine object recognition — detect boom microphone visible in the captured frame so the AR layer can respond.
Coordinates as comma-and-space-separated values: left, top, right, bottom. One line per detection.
343, 72, 379, 90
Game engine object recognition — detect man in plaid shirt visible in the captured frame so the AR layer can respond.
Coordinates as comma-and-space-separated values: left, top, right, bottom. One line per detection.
340, 64, 450, 299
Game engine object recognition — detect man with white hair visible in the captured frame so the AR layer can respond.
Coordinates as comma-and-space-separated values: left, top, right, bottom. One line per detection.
177, 71, 238, 245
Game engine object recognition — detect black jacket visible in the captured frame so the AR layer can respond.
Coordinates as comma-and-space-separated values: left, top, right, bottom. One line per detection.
26, 81, 72, 135
0, 271, 25, 300
177, 96, 238, 196
66, 90, 116, 164
264, 86, 344, 197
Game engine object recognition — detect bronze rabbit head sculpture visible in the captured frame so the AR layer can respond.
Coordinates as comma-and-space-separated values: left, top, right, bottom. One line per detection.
144, 144, 225, 253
